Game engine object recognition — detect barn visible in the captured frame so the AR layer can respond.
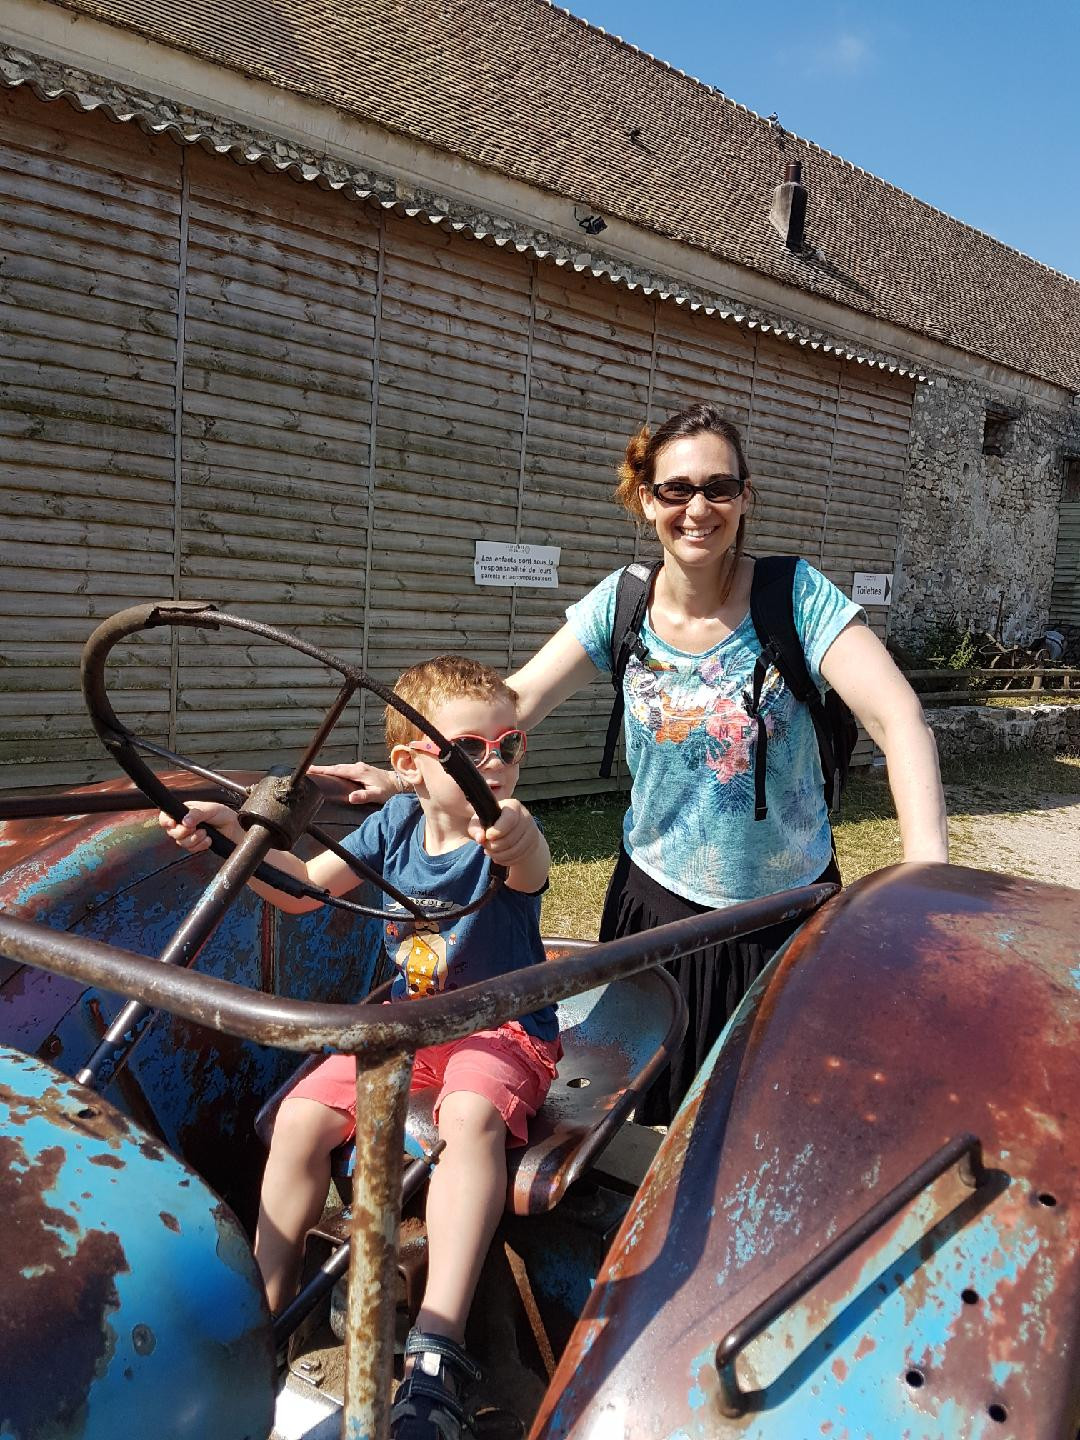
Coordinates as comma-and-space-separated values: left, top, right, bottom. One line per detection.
2, 0, 1078, 796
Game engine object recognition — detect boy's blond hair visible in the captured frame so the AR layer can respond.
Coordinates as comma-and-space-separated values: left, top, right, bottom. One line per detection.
385, 656, 517, 751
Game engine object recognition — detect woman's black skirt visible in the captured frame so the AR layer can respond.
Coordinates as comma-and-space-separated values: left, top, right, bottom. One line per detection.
599, 846, 841, 1126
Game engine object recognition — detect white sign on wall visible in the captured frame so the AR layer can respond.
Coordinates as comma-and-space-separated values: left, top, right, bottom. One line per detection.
474, 541, 561, 588
852, 571, 893, 606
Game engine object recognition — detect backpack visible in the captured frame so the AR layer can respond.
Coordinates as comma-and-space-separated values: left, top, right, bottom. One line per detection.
598, 555, 859, 820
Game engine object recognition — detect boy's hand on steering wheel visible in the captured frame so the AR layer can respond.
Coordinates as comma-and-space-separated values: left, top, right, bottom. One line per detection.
468, 799, 542, 868
308, 761, 399, 806
158, 800, 243, 853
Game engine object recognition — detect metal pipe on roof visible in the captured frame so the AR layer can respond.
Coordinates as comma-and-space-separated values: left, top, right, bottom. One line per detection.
770, 159, 809, 252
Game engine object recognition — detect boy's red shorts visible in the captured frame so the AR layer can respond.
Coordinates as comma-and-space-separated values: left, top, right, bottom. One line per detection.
286, 1021, 562, 1147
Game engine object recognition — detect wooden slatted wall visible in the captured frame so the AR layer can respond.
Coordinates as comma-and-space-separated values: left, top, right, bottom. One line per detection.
361, 214, 532, 767
517, 270, 655, 795
820, 363, 913, 763
176, 149, 378, 770
1051, 503, 1080, 627
0, 88, 180, 788
0, 86, 918, 796
822, 367, 912, 628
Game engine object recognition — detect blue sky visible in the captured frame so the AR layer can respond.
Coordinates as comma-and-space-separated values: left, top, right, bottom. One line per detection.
566, 1, 1079, 279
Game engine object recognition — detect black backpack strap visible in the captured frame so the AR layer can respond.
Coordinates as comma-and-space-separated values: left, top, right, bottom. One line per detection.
599, 561, 660, 779
748, 556, 839, 819
742, 652, 771, 821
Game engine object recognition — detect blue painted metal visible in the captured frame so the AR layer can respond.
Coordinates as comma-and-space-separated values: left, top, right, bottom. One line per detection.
531, 864, 1080, 1439
0, 1044, 274, 1438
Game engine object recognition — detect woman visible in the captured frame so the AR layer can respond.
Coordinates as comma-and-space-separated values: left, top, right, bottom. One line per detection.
319, 402, 948, 1122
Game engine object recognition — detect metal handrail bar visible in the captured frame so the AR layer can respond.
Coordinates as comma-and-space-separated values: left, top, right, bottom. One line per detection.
0, 883, 835, 1064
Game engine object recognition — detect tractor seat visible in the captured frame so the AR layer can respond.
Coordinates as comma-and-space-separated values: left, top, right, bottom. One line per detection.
256, 951, 686, 1217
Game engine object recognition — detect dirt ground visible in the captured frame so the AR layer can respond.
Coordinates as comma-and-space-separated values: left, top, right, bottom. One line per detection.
945, 780, 1080, 888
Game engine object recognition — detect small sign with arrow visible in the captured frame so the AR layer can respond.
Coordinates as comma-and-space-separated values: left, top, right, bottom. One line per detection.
852, 572, 893, 606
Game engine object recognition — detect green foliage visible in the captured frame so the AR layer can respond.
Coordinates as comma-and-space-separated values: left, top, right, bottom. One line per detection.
943, 629, 978, 670
891, 623, 977, 671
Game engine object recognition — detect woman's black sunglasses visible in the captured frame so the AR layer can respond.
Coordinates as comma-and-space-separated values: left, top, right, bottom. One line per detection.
650, 477, 745, 506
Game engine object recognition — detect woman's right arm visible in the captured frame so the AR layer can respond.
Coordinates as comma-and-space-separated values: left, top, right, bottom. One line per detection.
506, 623, 599, 728
310, 626, 599, 802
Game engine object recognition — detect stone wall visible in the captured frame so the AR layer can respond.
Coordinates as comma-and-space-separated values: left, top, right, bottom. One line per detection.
925, 703, 1080, 764
893, 376, 1080, 647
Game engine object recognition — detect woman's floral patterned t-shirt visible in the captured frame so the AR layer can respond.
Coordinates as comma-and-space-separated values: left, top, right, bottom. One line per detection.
566, 559, 863, 907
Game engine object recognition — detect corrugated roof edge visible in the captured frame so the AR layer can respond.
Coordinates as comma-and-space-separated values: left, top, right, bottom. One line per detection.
558, 1, 1078, 290
0, 41, 931, 382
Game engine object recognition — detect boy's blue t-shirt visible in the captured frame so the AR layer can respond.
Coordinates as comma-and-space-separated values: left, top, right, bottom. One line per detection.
567, 559, 863, 908
341, 793, 557, 1042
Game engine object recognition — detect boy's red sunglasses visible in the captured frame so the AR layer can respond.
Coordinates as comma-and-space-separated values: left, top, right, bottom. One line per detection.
410, 729, 527, 766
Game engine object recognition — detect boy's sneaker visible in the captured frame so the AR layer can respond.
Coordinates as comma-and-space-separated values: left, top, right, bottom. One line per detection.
390, 1330, 482, 1440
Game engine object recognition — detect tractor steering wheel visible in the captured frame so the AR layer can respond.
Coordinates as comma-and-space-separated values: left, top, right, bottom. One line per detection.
80, 601, 506, 924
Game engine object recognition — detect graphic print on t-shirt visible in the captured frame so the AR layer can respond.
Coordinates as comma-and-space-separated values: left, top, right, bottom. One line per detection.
341, 795, 557, 1038
565, 560, 862, 905
386, 897, 457, 997
625, 647, 777, 788
398, 924, 449, 996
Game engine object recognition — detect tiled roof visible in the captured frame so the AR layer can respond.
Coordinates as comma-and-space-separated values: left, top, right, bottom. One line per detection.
39, 0, 1080, 391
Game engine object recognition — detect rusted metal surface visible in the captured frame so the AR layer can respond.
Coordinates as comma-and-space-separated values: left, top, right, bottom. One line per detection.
272, 1145, 442, 1350
714, 1132, 986, 1418
0, 771, 276, 823
0, 780, 830, 1440
82, 994, 167, 1141
76, 815, 282, 1089
0, 788, 384, 1225
343, 1050, 414, 1440
0, 772, 361, 927
530, 863, 1080, 1440
0, 1045, 273, 1439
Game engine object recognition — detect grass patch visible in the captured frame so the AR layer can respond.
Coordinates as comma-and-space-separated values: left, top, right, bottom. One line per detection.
830, 769, 904, 883
982, 693, 1080, 708
535, 797, 623, 940
535, 749, 1080, 938
940, 747, 1080, 797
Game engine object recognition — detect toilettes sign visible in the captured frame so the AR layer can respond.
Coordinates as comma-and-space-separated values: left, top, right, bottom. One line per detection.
852, 572, 892, 606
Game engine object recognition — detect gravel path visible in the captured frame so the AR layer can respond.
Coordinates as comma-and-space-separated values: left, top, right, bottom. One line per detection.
946, 782, 1080, 888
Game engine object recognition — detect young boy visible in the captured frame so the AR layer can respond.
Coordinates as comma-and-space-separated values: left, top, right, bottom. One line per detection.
158, 655, 558, 1437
